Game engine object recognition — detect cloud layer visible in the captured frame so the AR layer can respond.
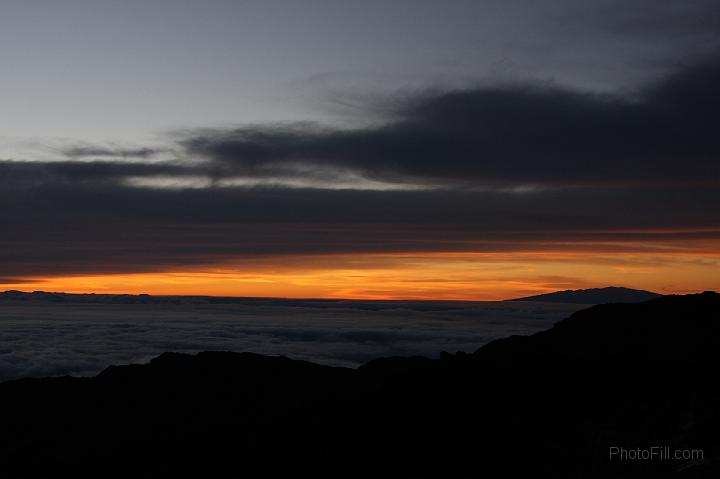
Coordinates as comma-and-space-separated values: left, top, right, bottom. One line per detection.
0, 299, 583, 381
183, 61, 720, 188
1, 58, 719, 280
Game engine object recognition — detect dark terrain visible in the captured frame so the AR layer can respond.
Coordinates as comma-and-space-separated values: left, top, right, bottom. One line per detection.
1, 292, 718, 478
509, 286, 662, 304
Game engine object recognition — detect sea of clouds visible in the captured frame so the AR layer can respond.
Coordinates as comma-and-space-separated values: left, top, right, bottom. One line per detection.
0, 300, 584, 382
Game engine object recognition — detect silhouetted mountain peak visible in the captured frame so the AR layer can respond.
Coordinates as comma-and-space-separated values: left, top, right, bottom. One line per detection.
508, 286, 662, 304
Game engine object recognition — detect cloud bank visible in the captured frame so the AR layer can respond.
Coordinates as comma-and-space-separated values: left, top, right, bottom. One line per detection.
1, 57, 719, 280
0, 300, 583, 381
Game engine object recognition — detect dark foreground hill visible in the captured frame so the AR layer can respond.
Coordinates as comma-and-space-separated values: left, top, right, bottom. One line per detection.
509, 286, 662, 304
1, 292, 718, 478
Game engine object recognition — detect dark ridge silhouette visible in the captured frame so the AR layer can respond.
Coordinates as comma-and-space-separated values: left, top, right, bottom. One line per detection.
508, 286, 662, 304
1, 292, 718, 478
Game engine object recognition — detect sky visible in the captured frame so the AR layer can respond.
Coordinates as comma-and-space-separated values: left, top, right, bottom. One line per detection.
1, 0, 719, 299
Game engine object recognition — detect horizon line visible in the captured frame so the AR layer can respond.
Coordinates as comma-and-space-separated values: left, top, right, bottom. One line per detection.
0, 286, 682, 303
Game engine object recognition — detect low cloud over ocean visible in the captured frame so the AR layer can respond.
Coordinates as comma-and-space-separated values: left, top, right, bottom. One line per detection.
0, 299, 582, 381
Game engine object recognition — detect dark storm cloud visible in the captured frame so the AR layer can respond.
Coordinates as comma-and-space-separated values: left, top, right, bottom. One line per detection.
1, 58, 719, 279
2, 182, 718, 278
183, 58, 720, 187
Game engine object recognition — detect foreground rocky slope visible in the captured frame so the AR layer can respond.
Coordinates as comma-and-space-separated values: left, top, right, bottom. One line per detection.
1, 292, 718, 478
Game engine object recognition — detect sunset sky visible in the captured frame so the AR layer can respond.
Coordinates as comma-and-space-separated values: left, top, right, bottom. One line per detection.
1, 0, 719, 300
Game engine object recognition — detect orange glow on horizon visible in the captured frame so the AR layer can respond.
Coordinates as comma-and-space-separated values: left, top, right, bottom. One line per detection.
2, 249, 719, 301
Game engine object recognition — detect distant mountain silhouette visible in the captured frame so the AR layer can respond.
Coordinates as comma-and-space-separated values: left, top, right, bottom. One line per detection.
0, 289, 490, 310
0, 289, 281, 304
509, 286, 662, 304
1, 292, 718, 478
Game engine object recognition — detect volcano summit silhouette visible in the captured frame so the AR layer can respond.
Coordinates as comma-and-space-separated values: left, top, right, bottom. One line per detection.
509, 286, 662, 304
